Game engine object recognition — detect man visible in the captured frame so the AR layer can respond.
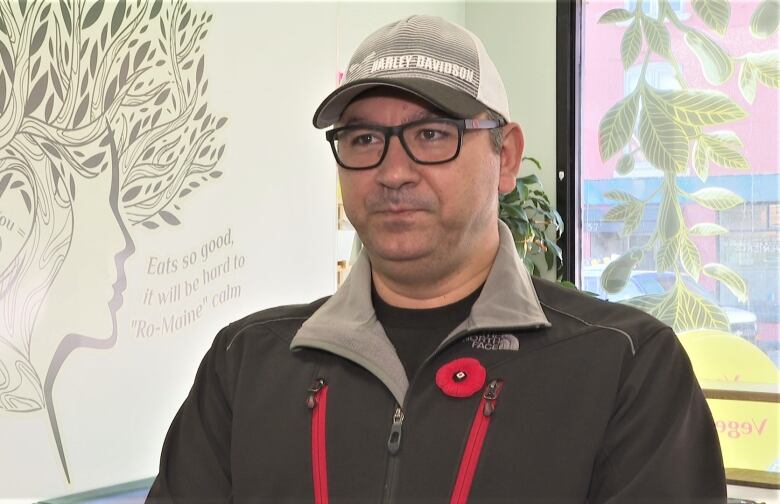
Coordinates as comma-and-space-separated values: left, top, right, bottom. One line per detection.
148, 15, 726, 503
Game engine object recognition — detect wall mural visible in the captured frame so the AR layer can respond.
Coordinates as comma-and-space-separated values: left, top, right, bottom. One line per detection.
0, 0, 226, 482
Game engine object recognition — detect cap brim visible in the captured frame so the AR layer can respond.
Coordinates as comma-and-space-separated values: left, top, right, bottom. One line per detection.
312, 77, 486, 129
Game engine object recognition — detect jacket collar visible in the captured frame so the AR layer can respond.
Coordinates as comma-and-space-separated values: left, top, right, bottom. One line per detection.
290, 221, 551, 405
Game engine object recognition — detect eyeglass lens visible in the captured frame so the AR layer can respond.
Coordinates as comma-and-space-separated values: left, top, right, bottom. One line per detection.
333, 120, 460, 168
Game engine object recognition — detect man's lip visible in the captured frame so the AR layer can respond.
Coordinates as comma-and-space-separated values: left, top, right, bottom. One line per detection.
374, 207, 424, 214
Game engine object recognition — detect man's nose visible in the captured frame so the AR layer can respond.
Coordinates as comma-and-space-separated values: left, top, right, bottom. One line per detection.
375, 136, 421, 189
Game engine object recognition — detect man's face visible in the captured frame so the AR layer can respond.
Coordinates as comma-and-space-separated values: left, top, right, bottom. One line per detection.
337, 90, 504, 274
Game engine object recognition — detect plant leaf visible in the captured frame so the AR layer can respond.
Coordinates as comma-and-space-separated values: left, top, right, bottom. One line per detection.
639, 89, 689, 173
24, 73, 48, 115
652, 89, 747, 126
621, 20, 643, 69
702, 263, 748, 302
684, 30, 733, 85
599, 8, 634, 24
750, 0, 779, 39
679, 233, 702, 280
689, 187, 744, 210
690, 223, 728, 236
615, 153, 635, 175
692, 0, 731, 36
642, 16, 672, 58
700, 134, 750, 169
598, 93, 639, 161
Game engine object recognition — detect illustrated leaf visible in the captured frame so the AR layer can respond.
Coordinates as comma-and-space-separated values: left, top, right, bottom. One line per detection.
702, 263, 748, 302
652, 89, 747, 126
642, 16, 671, 58
684, 31, 733, 85
620, 294, 665, 314
0, 172, 12, 198
615, 153, 635, 175
601, 248, 644, 294
82, 0, 104, 30
122, 185, 142, 202
679, 233, 702, 280
59, 0, 72, 35
134, 41, 151, 70
747, 50, 780, 87
693, 140, 709, 181
692, 0, 731, 36
0, 41, 14, 80
621, 20, 643, 69
599, 8, 634, 24
659, 189, 681, 240
700, 134, 750, 170
750, 0, 779, 38
690, 223, 728, 236
604, 202, 633, 221
708, 130, 743, 149
159, 210, 181, 225
150, 0, 163, 19
142, 220, 159, 229
0, 11, 8, 36
73, 95, 89, 126
651, 283, 729, 333
111, 0, 126, 36
689, 187, 744, 210
622, 201, 644, 236
24, 73, 48, 115
656, 236, 678, 273
639, 90, 689, 173
30, 22, 48, 55
738, 62, 757, 103
83, 152, 106, 168
21, 189, 32, 212
604, 190, 639, 203
598, 93, 639, 161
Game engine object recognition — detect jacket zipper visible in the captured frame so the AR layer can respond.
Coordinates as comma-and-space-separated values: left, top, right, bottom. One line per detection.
449, 379, 504, 504
382, 405, 404, 503
307, 378, 329, 504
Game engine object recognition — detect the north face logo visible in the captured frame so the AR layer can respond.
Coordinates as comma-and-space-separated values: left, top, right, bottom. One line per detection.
466, 333, 519, 351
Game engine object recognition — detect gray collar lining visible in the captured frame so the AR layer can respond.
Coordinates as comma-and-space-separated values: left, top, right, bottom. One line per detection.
290, 221, 551, 405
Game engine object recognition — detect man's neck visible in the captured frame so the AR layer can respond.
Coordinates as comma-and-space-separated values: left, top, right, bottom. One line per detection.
370, 232, 499, 309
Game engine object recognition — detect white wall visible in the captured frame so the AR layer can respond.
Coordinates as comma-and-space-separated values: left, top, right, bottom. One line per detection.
466, 0, 559, 208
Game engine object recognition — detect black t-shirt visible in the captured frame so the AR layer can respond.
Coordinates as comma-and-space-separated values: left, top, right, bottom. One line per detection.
372, 284, 482, 380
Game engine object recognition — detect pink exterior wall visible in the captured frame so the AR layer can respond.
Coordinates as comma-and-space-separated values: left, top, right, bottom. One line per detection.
582, 0, 779, 181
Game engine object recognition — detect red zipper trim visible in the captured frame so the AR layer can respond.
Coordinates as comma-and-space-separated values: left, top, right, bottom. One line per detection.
308, 380, 329, 504
449, 379, 504, 504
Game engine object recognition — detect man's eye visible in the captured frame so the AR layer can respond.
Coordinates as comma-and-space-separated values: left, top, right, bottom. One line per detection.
352, 134, 378, 146
418, 129, 449, 141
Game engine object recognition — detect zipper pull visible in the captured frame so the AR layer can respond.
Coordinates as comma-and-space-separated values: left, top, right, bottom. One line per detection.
306, 378, 326, 409
482, 379, 502, 417
387, 406, 405, 455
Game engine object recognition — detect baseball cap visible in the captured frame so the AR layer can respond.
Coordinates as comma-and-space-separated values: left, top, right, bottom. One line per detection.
313, 15, 510, 129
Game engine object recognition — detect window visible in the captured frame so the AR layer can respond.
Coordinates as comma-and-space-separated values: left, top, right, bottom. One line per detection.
575, 0, 779, 479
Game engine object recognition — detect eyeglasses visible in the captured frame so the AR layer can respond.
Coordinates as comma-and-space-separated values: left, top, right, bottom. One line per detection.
325, 117, 505, 170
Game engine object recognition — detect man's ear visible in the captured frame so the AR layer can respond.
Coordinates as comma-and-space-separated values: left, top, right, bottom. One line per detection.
497, 123, 524, 195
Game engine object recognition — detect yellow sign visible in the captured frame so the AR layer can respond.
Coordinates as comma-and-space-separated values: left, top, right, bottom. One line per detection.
678, 329, 779, 473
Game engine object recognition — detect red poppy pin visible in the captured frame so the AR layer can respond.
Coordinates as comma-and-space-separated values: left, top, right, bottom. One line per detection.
435, 357, 486, 398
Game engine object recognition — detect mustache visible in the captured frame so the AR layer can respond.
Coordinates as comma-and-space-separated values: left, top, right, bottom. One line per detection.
365, 188, 435, 212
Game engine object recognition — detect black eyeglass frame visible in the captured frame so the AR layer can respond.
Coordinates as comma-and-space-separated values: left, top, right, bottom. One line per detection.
325, 117, 506, 170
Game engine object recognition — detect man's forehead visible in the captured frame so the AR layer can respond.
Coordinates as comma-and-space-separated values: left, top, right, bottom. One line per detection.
339, 87, 448, 123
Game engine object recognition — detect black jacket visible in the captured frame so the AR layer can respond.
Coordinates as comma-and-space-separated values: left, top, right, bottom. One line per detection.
148, 223, 726, 503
